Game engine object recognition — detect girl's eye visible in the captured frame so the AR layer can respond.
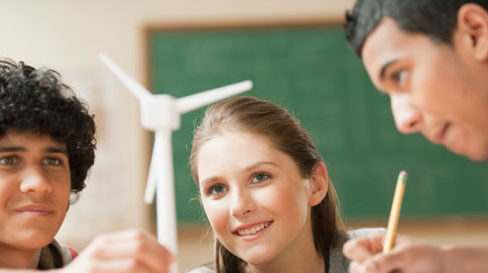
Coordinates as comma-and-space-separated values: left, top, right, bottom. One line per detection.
251, 172, 270, 184
207, 184, 227, 196
0, 156, 18, 166
42, 157, 62, 166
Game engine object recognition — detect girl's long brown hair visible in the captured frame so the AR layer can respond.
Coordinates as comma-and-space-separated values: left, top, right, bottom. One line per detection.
190, 96, 345, 273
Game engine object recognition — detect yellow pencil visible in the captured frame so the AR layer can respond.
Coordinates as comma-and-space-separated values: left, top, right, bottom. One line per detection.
383, 170, 407, 254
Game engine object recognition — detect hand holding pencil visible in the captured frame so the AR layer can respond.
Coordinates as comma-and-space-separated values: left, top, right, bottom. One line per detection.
343, 171, 456, 273
343, 233, 452, 273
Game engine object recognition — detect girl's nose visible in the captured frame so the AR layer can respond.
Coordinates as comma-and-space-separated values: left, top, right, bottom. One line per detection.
231, 188, 256, 218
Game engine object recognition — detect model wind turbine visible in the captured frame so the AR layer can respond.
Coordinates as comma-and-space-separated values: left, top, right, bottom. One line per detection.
99, 53, 252, 273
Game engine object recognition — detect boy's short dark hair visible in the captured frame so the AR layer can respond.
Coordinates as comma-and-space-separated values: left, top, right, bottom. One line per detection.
344, 0, 488, 56
0, 59, 96, 194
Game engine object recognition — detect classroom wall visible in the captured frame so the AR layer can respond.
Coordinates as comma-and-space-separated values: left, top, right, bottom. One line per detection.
2, 1, 487, 272
0, 0, 352, 270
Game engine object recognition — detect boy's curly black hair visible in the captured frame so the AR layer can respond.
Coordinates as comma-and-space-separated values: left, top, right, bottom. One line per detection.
0, 59, 96, 193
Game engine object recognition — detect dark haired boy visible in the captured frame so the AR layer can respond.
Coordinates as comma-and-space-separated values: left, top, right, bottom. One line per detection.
0, 59, 173, 272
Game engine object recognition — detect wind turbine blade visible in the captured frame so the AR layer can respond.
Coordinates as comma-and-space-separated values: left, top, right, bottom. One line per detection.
143, 136, 160, 204
99, 52, 151, 100
144, 165, 157, 204
176, 80, 253, 114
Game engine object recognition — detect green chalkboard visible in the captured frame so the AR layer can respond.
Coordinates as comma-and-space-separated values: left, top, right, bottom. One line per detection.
147, 23, 488, 223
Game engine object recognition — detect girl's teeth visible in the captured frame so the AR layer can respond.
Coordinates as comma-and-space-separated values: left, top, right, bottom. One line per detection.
237, 222, 269, 235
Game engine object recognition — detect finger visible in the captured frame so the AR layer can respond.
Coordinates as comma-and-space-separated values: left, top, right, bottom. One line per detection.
114, 232, 174, 271
87, 230, 171, 258
94, 259, 155, 273
344, 240, 375, 262
83, 230, 174, 272
130, 233, 175, 272
64, 255, 154, 273
343, 234, 384, 262
349, 261, 363, 273
368, 250, 407, 273
84, 230, 142, 251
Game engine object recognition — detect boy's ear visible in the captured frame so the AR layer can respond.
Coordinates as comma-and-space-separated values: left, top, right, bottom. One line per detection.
308, 162, 328, 206
457, 3, 488, 61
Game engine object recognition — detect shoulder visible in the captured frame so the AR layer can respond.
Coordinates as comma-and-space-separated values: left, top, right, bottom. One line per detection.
54, 240, 78, 264
346, 227, 386, 240
329, 228, 385, 273
186, 264, 215, 273
38, 240, 78, 269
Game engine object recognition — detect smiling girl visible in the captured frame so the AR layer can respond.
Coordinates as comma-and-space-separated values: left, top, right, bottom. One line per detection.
188, 96, 380, 273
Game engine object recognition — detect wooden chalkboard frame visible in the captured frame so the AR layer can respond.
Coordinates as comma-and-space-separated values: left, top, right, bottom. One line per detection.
143, 18, 488, 226
143, 16, 344, 90
142, 18, 345, 226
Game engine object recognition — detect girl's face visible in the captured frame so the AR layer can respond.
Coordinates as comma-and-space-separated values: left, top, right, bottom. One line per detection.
197, 132, 324, 266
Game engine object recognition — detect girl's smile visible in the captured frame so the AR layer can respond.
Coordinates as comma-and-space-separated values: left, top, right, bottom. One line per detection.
232, 221, 273, 239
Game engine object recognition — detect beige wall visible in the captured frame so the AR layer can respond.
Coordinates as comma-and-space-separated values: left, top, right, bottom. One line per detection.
0, 0, 353, 271
4, 1, 487, 272
0, 0, 354, 73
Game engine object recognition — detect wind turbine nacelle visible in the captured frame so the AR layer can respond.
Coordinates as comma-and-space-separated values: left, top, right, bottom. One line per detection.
140, 94, 180, 130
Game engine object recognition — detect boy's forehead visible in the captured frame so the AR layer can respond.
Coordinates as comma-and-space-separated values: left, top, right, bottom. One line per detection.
361, 18, 399, 85
361, 18, 433, 85
363, 18, 407, 58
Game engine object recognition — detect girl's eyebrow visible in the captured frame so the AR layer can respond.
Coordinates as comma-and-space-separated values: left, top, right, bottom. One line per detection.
199, 176, 223, 188
243, 161, 279, 172
200, 161, 279, 186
